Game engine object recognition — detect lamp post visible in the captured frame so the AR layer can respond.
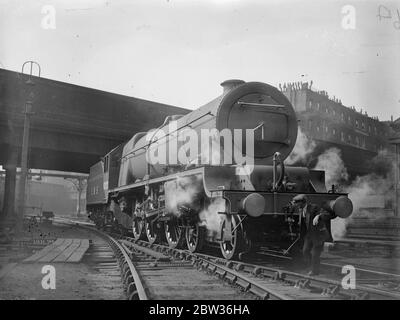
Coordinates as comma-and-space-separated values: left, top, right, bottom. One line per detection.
16, 61, 40, 234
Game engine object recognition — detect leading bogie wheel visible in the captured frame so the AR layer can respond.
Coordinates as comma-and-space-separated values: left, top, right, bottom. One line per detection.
185, 223, 205, 253
165, 219, 184, 249
145, 220, 159, 244
132, 217, 144, 240
220, 215, 245, 260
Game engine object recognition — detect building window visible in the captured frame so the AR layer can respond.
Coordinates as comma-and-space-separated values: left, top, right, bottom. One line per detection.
348, 134, 351, 143
333, 109, 336, 116
316, 126, 320, 132
341, 132, 345, 141
325, 126, 328, 132
361, 121, 365, 130
356, 120, 359, 128
355, 136, 359, 146
308, 100, 312, 109
341, 113, 345, 121
332, 128, 336, 135
374, 126, 377, 134
348, 116, 351, 123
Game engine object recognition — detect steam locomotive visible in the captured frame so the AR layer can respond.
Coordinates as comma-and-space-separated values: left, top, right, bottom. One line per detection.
86, 79, 353, 259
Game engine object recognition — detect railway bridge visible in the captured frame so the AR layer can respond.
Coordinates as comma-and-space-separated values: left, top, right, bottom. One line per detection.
0, 68, 189, 219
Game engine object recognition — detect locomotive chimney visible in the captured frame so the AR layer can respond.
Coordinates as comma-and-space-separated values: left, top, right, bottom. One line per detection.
220, 79, 245, 95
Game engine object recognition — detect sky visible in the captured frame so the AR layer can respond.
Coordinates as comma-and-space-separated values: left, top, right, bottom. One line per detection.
0, 0, 399, 121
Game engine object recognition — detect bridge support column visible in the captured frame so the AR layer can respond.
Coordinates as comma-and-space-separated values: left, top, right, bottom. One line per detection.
1, 145, 18, 224
2, 165, 17, 221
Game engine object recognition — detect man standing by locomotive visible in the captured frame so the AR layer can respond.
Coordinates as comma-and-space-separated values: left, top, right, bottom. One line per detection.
292, 194, 335, 276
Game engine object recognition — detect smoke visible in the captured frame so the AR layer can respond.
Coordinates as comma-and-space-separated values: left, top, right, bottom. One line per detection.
321, 149, 395, 239
312, 147, 349, 239
165, 174, 202, 216
199, 198, 225, 234
164, 174, 224, 235
286, 128, 316, 165
369, 149, 394, 178
331, 173, 392, 239
314, 147, 349, 187
347, 175, 391, 213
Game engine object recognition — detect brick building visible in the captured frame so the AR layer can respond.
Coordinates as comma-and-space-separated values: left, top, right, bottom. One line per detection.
281, 82, 393, 176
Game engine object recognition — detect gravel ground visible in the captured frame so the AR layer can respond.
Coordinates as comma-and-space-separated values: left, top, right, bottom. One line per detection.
322, 245, 400, 274
0, 221, 125, 300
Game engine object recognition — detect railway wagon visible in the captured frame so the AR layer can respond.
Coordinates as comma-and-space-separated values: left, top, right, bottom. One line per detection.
87, 79, 353, 259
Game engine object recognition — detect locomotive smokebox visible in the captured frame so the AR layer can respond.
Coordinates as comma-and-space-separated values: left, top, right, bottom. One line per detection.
326, 196, 353, 218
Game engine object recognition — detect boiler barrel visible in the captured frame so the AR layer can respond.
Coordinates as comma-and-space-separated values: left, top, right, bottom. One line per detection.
118, 80, 298, 186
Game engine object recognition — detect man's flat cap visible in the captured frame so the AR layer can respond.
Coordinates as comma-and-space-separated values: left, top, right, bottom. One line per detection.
293, 194, 308, 203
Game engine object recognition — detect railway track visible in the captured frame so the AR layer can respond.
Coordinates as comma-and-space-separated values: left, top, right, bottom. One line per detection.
59, 219, 400, 300
70, 222, 255, 300
255, 248, 400, 297
118, 238, 254, 300
119, 236, 400, 300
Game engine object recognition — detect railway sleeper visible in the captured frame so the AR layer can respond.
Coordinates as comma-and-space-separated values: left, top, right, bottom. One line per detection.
129, 290, 140, 300
248, 286, 269, 300
351, 292, 370, 300
127, 282, 136, 295
321, 285, 340, 297
235, 278, 251, 291
125, 275, 134, 287
225, 272, 237, 284
295, 279, 311, 289
215, 268, 227, 279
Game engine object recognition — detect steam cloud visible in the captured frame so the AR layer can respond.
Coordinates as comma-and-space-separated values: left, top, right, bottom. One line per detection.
312, 147, 349, 239
286, 128, 316, 165
314, 147, 349, 187
165, 175, 202, 216
199, 198, 225, 234
164, 174, 224, 235
314, 148, 395, 239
